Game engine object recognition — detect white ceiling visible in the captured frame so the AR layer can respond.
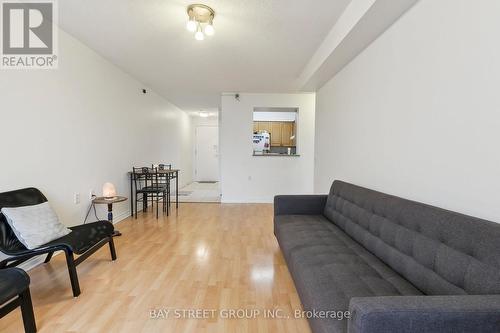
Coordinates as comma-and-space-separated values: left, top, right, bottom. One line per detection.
58, 0, 351, 112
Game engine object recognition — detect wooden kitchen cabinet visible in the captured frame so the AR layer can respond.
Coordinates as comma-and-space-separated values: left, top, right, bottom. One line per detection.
253, 121, 296, 147
256, 121, 271, 133
281, 122, 293, 146
270, 122, 282, 146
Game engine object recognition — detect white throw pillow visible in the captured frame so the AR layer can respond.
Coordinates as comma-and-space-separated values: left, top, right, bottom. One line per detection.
1, 202, 71, 249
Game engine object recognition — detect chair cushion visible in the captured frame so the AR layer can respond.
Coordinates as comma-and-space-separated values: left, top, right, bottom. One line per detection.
1, 202, 71, 249
275, 214, 422, 333
0, 268, 30, 303
138, 185, 167, 193
44, 221, 114, 254
0, 187, 48, 253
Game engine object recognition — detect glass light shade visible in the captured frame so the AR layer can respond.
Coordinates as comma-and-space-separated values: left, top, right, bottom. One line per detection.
102, 182, 117, 198
204, 24, 214, 36
195, 30, 205, 41
186, 19, 197, 32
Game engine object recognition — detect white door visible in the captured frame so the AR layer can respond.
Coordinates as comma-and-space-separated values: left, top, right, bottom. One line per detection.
195, 126, 219, 181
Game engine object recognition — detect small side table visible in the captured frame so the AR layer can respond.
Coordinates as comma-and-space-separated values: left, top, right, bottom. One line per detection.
92, 196, 127, 236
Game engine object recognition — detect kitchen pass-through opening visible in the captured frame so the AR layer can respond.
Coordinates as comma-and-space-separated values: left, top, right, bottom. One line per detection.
252, 107, 298, 156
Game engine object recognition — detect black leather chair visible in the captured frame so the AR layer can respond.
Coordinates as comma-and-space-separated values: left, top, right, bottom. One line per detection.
0, 268, 36, 333
0, 188, 117, 297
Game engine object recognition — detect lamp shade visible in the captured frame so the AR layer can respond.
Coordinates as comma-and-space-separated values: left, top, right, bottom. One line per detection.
195, 30, 204, 41
102, 182, 117, 198
186, 19, 197, 32
204, 24, 214, 36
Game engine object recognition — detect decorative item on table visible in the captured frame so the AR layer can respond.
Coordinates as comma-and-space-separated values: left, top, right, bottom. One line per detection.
102, 182, 117, 200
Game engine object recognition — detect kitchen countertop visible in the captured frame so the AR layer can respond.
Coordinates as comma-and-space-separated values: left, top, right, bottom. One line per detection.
252, 153, 300, 157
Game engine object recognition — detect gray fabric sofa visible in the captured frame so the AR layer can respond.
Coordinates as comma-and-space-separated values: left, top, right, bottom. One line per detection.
274, 180, 500, 333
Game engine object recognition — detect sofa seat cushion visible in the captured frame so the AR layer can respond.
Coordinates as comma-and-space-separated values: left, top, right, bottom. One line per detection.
275, 214, 422, 333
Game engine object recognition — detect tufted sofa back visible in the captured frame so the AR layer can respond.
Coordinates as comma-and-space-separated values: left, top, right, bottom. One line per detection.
323, 180, 500, 296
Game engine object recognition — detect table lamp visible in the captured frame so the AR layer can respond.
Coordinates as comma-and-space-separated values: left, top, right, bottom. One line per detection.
102, 182, 117, 200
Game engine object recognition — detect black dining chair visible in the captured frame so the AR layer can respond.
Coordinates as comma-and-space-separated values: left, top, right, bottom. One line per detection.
133, 167, 167, 219
153, 164, 172, 215
158, 163, 172, 170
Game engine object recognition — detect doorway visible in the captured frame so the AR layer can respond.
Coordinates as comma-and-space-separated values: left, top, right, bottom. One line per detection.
195, 126, 219, 182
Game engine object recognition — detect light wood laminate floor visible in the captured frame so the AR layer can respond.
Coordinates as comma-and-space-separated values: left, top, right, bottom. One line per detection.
0, 203, 311, 333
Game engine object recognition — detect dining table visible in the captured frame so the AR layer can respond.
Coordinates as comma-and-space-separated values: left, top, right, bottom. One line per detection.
128, 168, 179, 217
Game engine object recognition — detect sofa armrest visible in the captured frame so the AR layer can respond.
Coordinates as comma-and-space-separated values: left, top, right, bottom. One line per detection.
274, 195, 328, 216
348, 295, 500, 333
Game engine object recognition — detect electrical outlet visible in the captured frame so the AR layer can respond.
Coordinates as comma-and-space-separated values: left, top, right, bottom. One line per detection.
248, 175, 252, 181
74, 193, 80, 204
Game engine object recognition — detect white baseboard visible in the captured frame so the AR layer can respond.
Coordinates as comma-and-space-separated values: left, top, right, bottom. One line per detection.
112, 210, 132, 224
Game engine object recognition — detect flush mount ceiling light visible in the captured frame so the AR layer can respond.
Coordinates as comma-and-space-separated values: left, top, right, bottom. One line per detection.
186, 4, 215, 41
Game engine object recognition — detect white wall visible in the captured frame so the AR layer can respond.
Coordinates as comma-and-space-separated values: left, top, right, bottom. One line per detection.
221, 93, 315, 203
314, 0, 500, 222
0, 28, 192, 228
